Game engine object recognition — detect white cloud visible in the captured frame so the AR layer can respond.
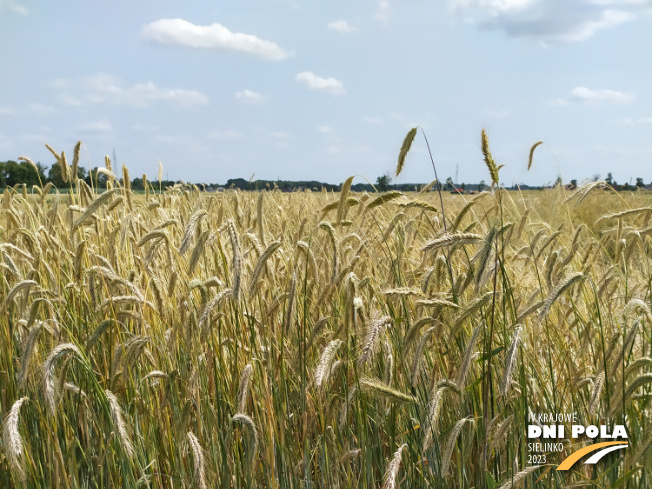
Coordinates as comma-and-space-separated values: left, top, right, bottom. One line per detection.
53, 74, 209, 108
328, 20, 357, 33
450, 0, 642, 42
296, 72, 345, 95
235, 89, 265, 104
0, 0, 29, 16
376, 0, 391, 22
571, 86, 635, 104
142, 18, 292, 61
76, 120, 114, 136
208, 130, 246, 140
317, 125, 333, 134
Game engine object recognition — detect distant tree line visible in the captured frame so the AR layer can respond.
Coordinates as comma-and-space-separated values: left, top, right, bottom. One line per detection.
2, 160, 651, 193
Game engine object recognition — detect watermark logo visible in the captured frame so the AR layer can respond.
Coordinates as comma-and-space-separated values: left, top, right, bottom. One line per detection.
527, 412, 628, 471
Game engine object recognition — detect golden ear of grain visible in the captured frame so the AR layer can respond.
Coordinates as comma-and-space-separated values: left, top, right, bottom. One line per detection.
397, 127, 417, 177
71, 141, 81, 181
2, 397, 29, 481
383, 443, 407, 489
527, 141, 543, 171
337, 176, 354, 224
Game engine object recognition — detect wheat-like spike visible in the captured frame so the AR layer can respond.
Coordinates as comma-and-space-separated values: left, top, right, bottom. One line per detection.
358, 377, 416, 404
230, 413, 258, 469
474, 226, 498, 287
18, 322, 44, 386
422, 379, 459, 453
422, 232, 482, 253
496, 465, 542, 489
71, 141, 81, 183
608, 321, 640, 379
397, 127, 417, 177
490, 415, 513, 454
500, 326, 521, 396
358, 316, 392, 366
337, 176, 354, 224
248, 240, 281, 295
86, 318, 116, 351
105, 389, 135, 457
456, 321, 484, 389
441, 417, 473, 477
315, 339, 343, 388
237, 364, 254, 413
588, 371, 605, 413
608, 373, 652, 416
624, 357, 652, 380
186, 432, 207, 489
225, 219, 242, 300
452, 200, 477, 231
3, 279, 38, 309
481, 129, 499, 186
538, 272, 585, 321
383, 287, 422, 298
596, 206, 652, 224
179, 209, 207, 255
72, 188, 118, 230
189, 230, 210, 274
527, 141, 543, 171
366, 191, 403, 209
383, 443, 407, 489
2, 397, 29, 481
42, 343, 83, 415
396, 199, 440, 213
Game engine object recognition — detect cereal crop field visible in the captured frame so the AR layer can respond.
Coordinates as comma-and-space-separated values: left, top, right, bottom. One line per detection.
1, 156, 651, 488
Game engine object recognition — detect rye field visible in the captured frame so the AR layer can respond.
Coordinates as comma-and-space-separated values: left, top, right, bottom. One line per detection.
1, 147, 652, 488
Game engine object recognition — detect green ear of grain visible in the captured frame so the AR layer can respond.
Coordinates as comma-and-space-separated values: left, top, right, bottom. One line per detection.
528, 141, 543, 171
397, 127, 417, 177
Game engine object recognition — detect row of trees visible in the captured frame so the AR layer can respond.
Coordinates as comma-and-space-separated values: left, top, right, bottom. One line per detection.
0, 160, 181, 191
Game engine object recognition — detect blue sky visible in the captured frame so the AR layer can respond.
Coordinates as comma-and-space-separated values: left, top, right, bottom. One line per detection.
0, 0, 650, 186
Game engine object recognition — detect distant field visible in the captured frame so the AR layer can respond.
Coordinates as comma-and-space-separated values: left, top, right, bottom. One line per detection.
1, 180, 651, 487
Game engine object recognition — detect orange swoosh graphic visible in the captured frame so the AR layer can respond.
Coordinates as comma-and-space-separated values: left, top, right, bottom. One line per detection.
557, 441, 628, 471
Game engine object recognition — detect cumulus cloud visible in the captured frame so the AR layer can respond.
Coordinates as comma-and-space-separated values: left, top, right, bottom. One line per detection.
0, 0, 29, 16
53, 74, 209, 108
549, 86, 636, 106
570, 86, 635, 104
142, 18, 291, 61
328, 20, 357, 33
235, 89, 265, 104
376, 0, 391, 22
449, 0, 645, 42
296, 72, 345, 95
